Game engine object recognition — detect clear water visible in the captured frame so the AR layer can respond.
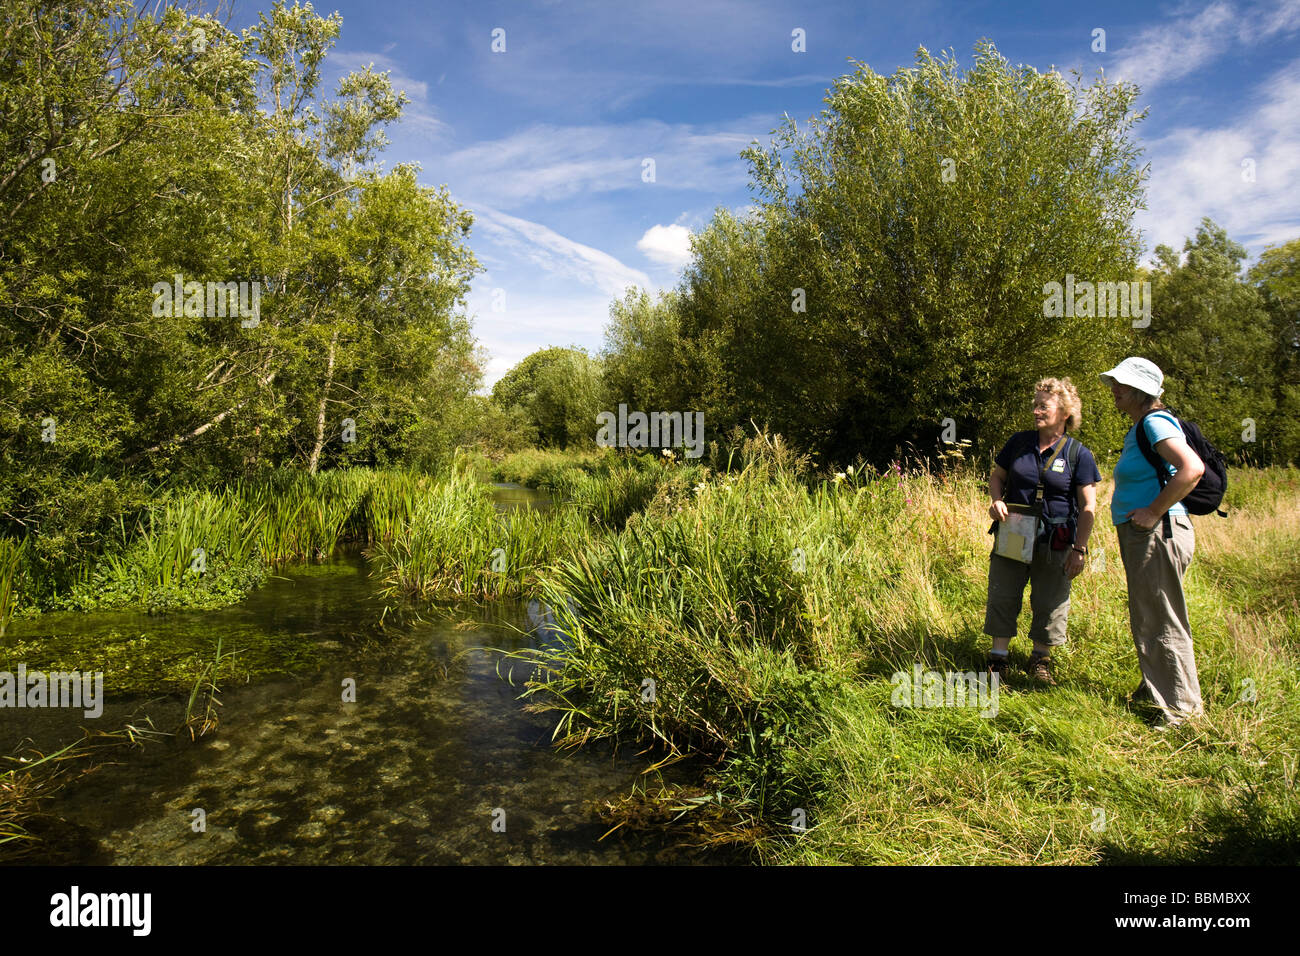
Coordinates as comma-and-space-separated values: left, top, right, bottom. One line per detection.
3, 486, 735, 865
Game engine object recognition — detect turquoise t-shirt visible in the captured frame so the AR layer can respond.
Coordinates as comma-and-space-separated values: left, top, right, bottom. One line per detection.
1111, 410, 1188, 525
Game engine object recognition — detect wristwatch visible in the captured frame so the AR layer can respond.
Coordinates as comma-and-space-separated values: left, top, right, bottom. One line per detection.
1071, 546, 1087, 554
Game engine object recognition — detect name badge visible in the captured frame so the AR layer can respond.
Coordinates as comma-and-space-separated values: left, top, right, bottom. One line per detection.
1051, 458, 1066, 473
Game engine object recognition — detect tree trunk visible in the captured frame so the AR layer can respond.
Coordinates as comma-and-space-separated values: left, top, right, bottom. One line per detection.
307, 329, 338, 475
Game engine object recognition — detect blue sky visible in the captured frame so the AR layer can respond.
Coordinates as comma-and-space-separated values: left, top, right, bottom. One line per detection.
231, 0, 1300, 388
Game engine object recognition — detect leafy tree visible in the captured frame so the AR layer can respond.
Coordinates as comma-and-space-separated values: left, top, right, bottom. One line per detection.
1144, 220, 1276, 463
0, 0, 484, 587
600, 286, 697, 414
640, 42, 1149, 467
491, 347, 603, 449
1248, 236, 1300, 464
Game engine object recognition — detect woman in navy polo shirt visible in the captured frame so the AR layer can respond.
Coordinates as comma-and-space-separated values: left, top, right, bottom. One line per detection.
1101, 357, 1206, 728
984, 377, 1101, 685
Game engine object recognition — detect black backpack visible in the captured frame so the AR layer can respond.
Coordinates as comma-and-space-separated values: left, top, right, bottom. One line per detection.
1134, 410, 1228, 533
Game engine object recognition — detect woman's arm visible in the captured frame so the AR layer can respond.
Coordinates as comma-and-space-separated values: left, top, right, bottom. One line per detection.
989, 465, 1009, 521
1064, 481, 1097, 578
1126, 435, 1205, 530
1074, 482, 1097, 550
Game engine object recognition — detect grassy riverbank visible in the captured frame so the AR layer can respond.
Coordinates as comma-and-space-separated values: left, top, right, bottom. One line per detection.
508, 440, 1300, 864
4, 443, 1297, 864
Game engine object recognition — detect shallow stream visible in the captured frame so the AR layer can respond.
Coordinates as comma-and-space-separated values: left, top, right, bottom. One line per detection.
3, 485, 727, 865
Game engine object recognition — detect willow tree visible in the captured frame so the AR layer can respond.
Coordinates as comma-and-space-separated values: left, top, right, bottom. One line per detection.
675, 41, 1148, 466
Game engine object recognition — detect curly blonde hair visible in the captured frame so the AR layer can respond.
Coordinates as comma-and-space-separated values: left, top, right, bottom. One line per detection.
1033, 377, 1082, 431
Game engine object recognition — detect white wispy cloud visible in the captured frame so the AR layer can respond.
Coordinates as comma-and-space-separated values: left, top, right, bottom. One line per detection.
430, 116, 770, 207
1138, 57, 1300, 257
637, 223, 694, 267
466, 203, 652, 297
1111, 0, 1300, 93
455, 0, 852, 114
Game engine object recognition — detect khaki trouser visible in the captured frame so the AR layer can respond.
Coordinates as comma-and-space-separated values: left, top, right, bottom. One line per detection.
1116, 514, 1203, 725
984, 540, 1073, 646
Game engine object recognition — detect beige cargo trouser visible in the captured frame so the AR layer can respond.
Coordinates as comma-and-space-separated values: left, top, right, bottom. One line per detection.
1116, 514, 1204, 725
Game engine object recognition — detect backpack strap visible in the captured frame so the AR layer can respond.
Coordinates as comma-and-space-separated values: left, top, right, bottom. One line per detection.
1032, 434, 1068, 513
1065, 437, 1081, 528
1134, 410, 1174, 539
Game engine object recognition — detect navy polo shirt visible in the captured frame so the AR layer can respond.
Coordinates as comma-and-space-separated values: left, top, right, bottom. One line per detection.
995, 431, 1101, 522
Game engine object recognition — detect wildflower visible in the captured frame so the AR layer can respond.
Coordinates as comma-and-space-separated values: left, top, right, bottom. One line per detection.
694, 482, 707, 494
833, 472, 846, 484
846, 465, 855, 476
661, 448, 674, 458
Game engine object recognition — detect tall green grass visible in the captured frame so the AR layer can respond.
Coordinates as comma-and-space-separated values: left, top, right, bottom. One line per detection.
511, 448, 1300, 863
493, 447, 611, 495
370, 468, 590, 600
0, 537, 25, 638
27, 467, 458, 613
241, 469, 373, 564
495, 446, 707, 530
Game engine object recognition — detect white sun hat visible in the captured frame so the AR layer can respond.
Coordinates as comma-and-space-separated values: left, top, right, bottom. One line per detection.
1100, 357, 1164, 398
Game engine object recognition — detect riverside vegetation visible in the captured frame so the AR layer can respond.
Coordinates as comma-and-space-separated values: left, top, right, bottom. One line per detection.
7, 437, 1295, 863
4, 2, 1298, 863
504, 438, 1300, 864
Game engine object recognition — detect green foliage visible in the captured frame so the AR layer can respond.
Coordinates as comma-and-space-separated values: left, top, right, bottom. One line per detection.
369, 467, 590, 600
600, 287, 696, 414
439, 396, 535, 464
493, 446, 703, 530
0, 537, 25, 638
1248, 237, 1300, 464
493, 447, 612, 493
491, 347, 604, 450
11, 467, 471, 615
1144, 219, 1280, 463
512, 451, 1300, 862
0, 0, 484, 556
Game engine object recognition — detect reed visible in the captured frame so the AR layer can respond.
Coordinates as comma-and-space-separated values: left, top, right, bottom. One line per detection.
241, 469, 372, 564
43, 468, 437, 612
370, 467, 591, 601
184, 635, 233, 740
493, 447, 611, 493
0, 537, 26, 639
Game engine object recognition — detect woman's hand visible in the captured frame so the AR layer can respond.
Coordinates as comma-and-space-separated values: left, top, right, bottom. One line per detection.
1065, 549, 1086, 578
988, 466, 1009, 522
1126, 506, 1160, 532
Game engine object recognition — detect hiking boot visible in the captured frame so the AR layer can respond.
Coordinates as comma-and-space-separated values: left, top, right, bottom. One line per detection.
1026, 653, 1057, 686
986, 655, 1012, 687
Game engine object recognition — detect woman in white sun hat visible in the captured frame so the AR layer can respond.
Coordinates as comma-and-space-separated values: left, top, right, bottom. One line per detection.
1101, 357, 1206, 728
